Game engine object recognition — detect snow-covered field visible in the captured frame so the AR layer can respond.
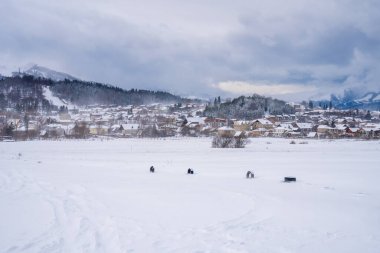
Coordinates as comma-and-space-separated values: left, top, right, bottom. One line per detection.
1, 138, 379, 253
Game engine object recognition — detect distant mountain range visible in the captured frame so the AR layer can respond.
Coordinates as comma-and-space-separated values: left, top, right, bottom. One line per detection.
331, 91, 380, 110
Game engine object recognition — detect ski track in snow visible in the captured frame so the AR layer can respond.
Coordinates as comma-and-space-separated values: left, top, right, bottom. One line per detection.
0, 168, 124, 253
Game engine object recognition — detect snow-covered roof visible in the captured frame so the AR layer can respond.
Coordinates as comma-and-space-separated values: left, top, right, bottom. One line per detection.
46, 124, 65, 129
273, 127, 288, 132
344, 127, 359, 133
252, 128, 267, 132
255, 119, 273, 125
296, 123, 313, 129
121, 124, 140, 130
186, 117, 205, 124
234, 131, 244, 137
307, 132, 317, 138
317, 125, 333, 130
279, 123, 295, 130
218, 126, 234, 131
14, 126, 27, 131
234, 120, 251, 125
335, 124, 348, 130
363, 123, 380, 129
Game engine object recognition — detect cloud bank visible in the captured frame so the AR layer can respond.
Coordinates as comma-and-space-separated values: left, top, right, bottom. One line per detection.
0, 0, 379, 101
214, 81, 317, 97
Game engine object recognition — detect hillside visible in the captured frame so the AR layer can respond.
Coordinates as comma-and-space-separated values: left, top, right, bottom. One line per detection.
0, 75, 185, 112
203, 94, 295, 119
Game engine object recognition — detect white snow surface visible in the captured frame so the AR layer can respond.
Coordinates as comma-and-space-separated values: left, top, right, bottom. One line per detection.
373, 94, 380, 102
43, 86, 74, 109
0, 138, 380, 253
356, 93, 373, 103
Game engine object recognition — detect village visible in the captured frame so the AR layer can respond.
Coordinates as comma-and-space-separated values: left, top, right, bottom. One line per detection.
1, 102, 380, 141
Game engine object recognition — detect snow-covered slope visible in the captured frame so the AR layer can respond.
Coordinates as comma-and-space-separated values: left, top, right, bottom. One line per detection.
373, 94, 380, 102
1, 138, 379, 252
24, 65, 78, 81
43, 86, 74, 109
355, 93, 374, 103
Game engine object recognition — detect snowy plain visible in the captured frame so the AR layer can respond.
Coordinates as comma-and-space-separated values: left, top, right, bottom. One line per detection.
0, 138, 380, 253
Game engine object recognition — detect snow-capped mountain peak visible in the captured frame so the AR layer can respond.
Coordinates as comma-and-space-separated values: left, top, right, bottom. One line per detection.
21, 64, 79, 81
354, 92, 380, 103
331, 91, 380, 109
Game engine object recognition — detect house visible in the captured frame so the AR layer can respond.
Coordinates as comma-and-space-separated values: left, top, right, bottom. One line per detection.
89, 125, 109, 135
64, 124, 77, 137
285, 131, 301, 138
204, 118, 228, 128
110, 124, 124, 135
316, 125, 340, 138
59, 113, 71, 121
44, 124, 65, 138
69, 121, 90, 138
186, 117, 205, 126
186, 121, 202, 131
248, 128, 267, 137
200, 125, 216, 136
7, 119, 20, 129
317, 125, 331, 138
293, 123, 313, 136
217, 126, 235, 137
90, 113, 102, 121
334, 124, 349, 137
158, 124, 177, 137
13, 125, 28, 140
265, 116, 277, 124
121, 124, 140, 137
252, 119, 274, 130
317, 125, 333, 133
0, 115, 7, 124
272, 126, 289, 137
233, 120, 251, 131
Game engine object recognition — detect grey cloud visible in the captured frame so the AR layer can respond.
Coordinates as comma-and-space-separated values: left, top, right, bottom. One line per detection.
0, 0, 379, 101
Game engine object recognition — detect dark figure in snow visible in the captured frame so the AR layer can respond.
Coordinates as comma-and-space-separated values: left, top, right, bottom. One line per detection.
150, 166, 155, 173
246, 171, 254, 178
187, 168, 194, 174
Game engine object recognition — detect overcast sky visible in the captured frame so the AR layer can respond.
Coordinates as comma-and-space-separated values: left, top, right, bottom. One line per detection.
0, 0, 379, 101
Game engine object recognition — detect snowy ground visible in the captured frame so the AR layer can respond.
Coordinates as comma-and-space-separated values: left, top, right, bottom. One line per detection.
0, 138, 380, 253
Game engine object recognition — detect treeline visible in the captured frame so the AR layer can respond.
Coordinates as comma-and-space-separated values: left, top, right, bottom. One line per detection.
204, 94, 295, 119
51, 79, 182, 106
0, 75, 56, 112
0, 75, 187, 112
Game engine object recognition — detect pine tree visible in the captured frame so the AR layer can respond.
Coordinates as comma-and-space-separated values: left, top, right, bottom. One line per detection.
365, 110, 371, 120
308, 100, 313, 109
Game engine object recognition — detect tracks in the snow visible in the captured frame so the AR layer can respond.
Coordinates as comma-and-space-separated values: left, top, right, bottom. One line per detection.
0, 168, 124, 253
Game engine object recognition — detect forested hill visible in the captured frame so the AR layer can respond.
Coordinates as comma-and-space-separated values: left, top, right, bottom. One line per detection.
204, 94, 295, 119
0, 75, 187, 112
51, 78, 182, 105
